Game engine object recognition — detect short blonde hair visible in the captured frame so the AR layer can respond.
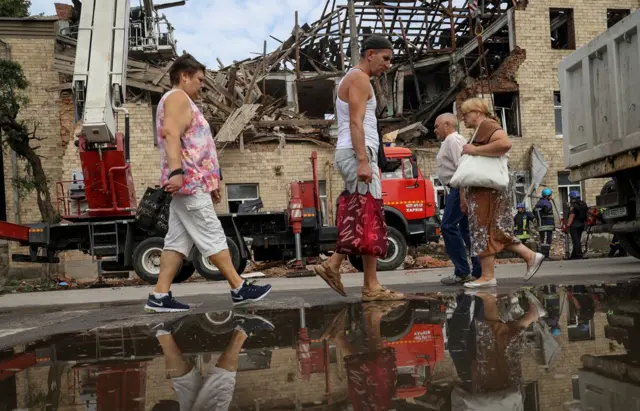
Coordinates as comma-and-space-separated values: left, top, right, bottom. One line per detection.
460, 97, 491, 116
460, 97, 500, 123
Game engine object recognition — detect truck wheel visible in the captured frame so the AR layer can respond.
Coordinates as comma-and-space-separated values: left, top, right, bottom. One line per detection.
193, 237, 244, 281
132, 237, 195, 285
348, 227, 408, 272
195, 311, 236, 335
617, 234, 640, 260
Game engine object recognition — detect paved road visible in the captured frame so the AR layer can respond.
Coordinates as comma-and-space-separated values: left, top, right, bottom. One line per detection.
0, 256, 638, 349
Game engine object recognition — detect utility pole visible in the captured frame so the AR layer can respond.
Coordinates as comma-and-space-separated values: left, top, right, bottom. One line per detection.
347, 0, 360, 66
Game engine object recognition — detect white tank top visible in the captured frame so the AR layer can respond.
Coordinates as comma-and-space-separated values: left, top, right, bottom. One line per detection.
335, 68, 379, 152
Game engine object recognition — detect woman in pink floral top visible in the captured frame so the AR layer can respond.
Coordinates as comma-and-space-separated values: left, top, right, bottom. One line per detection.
144, 53, 272, 314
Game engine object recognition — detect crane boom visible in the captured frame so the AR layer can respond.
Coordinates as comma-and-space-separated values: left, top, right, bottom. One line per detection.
68, 0, 185, 218
73, 0, 130, 145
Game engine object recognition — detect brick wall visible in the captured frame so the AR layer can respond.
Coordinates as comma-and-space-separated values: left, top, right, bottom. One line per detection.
0, 33, 68, 276
510, 0, 639, 207
216, 143, 344, 217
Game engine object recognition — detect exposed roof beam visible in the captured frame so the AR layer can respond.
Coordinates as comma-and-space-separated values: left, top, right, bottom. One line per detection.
403, 10, 510, 71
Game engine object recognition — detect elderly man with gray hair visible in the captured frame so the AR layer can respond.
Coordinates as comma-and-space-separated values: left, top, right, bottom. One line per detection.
434, 113, 482, 285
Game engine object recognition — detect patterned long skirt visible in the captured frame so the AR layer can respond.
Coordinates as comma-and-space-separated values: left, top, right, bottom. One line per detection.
465, 174, 521, 258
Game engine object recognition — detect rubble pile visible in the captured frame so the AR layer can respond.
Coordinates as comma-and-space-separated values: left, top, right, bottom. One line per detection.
51, 0, 523, 148
52, 36, 334, 147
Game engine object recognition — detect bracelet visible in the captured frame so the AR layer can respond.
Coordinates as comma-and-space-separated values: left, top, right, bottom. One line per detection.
169, 168, 184, 179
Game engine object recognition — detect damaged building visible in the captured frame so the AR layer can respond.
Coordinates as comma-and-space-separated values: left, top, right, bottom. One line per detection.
0, 0, 638, 277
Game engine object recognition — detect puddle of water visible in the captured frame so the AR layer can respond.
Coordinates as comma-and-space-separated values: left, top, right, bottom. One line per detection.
1, 281, 640, 410
0, 328, 35, 338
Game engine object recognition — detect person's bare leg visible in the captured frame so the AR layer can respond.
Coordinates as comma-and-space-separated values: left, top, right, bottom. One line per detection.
516, 303, 540, 329
157, 333, 193, 377
326, 252, 347, 272
505, 243, 535, 267
216, 329, 247, 372
363, 305, 385, 351
362, 255, 382, 291
476, 293, 500, 321
473, 256, 495, 283
155, 250, 185, 294
207, 249, 244, 290
362, 256, 404, 301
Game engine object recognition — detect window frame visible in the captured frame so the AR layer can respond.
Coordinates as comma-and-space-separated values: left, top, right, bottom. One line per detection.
512, 172, 530, 209
226, 183, 260, 213
493, 92, 522, 137
554, 91, 563, 138
557, 172, 582, 217
549, 8, 576, 50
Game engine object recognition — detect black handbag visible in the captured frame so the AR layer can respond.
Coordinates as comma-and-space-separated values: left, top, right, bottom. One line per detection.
136, 185, 171, 235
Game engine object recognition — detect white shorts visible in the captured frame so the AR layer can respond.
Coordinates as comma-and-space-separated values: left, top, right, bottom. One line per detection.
172, 367, 236, 411
335, 146, 382, 199
164, 189, 229, 258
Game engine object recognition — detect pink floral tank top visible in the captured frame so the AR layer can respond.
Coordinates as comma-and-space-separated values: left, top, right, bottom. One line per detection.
157, 89, 220, 195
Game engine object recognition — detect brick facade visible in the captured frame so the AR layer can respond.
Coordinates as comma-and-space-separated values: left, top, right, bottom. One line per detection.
509, 0, 639, 207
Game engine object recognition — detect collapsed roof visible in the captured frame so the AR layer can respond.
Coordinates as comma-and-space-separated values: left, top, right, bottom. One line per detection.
51, 0, 525, 147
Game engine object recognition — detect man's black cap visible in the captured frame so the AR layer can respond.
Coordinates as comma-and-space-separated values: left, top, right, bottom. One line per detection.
361, 34, 394, 52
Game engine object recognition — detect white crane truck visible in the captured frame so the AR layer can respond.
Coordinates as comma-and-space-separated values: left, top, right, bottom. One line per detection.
558, 9, 640, 258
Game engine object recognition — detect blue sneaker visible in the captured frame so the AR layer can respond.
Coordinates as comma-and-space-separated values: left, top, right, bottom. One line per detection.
144, 292, 190, 313
231, 281, 272, 306
149, 315, 188, 336
234, 313, 276, 337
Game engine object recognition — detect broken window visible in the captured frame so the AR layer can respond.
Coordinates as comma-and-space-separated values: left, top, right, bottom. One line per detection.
608, 9, 630, 28
493, 92, 521, 137
512, 172, 529, 207
549, 8, 576, 50
402, 74, 426, 112
227, 184, 260, 213
297, 78, 335, 119
554, 91, 563, 136
264, 79, 287, 100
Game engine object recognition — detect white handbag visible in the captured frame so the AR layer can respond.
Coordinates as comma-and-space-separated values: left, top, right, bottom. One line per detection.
449, 122, 510, 191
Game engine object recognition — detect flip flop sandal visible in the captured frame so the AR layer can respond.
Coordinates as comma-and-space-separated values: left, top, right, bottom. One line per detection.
313, 261, 347, 297
320, 307, 349, 341
362, 287, 406, 302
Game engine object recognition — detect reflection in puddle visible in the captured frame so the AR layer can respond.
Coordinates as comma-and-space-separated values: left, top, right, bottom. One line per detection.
1, 282, 640, 410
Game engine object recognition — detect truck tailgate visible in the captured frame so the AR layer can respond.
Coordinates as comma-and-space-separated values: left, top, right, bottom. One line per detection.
559, 9, 640, 172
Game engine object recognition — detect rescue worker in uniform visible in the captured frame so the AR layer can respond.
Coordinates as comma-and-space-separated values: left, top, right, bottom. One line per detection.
514, 203, 536, 241
566, 191, 589, 259
534, 188, 556, 258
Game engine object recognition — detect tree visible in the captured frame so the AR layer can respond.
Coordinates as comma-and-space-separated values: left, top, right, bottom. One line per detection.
0, 60, 59, 223
0, 0, 31, 18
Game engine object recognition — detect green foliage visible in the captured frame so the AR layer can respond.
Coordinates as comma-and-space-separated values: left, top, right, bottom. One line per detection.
0, 59, 30, 121
0, 0, 31, 18
0, 59, 59, 223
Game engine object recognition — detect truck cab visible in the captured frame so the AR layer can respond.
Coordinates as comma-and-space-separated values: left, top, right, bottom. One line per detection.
381, 146, 439, 244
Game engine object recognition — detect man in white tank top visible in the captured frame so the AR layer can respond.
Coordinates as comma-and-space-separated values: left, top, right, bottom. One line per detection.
314, 35, 405, 302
